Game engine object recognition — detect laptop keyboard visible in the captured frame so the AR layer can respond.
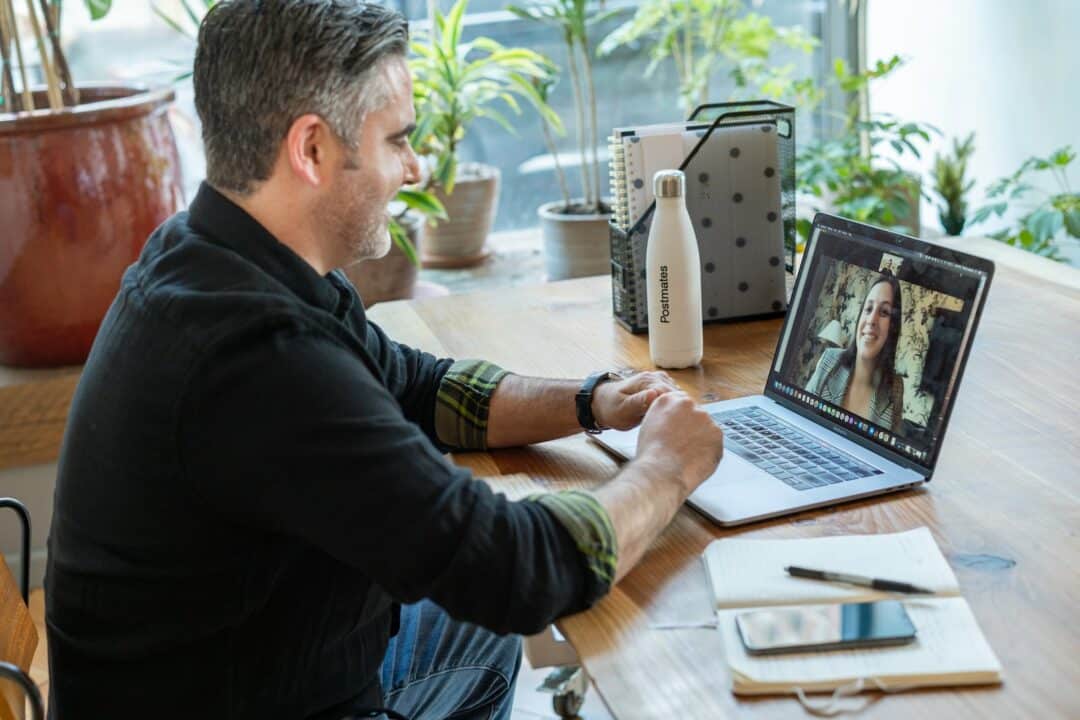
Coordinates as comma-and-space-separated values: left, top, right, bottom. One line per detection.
710, 407, 882, 491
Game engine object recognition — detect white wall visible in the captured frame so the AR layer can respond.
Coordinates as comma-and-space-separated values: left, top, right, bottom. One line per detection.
867, 0, 1080, 262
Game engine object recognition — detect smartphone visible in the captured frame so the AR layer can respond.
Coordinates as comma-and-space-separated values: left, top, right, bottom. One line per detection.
735, 600, 917, 655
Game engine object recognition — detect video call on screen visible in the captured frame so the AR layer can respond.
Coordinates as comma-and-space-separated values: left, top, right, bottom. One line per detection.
773, 229, 985, 465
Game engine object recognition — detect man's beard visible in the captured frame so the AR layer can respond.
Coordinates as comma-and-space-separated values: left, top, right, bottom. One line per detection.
321, 186, 392, 269
346, 210, 391, 265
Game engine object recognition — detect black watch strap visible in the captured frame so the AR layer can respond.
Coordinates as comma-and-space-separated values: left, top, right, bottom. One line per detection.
576, 371, 619, 434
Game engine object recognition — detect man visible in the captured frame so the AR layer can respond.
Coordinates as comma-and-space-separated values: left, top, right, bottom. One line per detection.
45, 1, 723, 718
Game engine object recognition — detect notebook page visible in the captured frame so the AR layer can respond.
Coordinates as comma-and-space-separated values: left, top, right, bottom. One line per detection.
704, 528, 961, 609
720, 597, 1002, 693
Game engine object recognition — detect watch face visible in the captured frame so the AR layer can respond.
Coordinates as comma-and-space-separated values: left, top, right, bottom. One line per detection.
577, 371, 616, 432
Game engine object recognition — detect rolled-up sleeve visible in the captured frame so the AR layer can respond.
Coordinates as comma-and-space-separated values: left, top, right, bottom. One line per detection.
434, 359, 510, 450
529, 491, 617, 594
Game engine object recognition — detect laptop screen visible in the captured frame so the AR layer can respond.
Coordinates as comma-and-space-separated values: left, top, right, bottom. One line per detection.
767, 215, 992, 471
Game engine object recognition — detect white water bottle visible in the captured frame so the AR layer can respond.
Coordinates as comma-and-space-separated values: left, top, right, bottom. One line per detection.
646, 170, 703, 369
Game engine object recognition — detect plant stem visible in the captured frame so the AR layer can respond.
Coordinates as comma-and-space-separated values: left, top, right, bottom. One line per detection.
683, 0, 693, 110
24, 0, 63, 109
1053, 166, 1070, 194
3, 0, 34, 111
564, 29, 591, 207
540, 114, 571, 210
580, 33, 602, 210
0, 0, 18, 111
37, 0, 77, 105
671, 33, 685, 94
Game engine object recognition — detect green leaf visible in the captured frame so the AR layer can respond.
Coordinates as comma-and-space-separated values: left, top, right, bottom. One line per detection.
444, 0, 467, 55
410, 113, 436, 149
1051, 146, 1076, 167
179, 0, 203, 30
796, 217, 813, 242
397, 189, 448, 220
475, 106, 517, 135
1017, 228, 1035, 249
152, 3, 192, 37
1025, 208, 1063, 244
388, 220, 420, 266
439, 153, 458, 195
1064, 209, 1080, 239
85, 0, 112, 20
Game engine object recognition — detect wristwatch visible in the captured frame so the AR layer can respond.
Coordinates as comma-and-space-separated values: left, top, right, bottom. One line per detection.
576, 371, 620, 434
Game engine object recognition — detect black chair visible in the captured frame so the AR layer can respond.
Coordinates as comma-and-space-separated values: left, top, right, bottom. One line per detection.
0, 498, 44, 720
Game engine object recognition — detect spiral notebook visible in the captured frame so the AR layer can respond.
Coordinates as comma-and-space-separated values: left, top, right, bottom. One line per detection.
703, 528, 1003, 695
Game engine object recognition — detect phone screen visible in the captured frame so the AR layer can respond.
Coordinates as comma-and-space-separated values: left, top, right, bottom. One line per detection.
735, 600, 917, 655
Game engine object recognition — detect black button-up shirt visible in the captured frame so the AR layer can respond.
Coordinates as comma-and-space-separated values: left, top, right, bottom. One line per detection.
45, 184, 602, 718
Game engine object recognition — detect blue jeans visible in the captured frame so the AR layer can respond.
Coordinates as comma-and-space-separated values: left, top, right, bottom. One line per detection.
375, 600, 523, 720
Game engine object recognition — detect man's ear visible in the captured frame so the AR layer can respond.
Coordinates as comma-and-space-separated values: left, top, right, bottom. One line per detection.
283, 114, 335, 187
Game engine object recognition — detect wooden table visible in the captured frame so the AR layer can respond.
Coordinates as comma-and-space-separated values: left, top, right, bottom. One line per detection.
368, 263, 1080, 719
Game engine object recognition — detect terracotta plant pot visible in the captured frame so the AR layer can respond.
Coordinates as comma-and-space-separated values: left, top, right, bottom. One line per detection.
538, 200, 613, 281
0, 84, 183, 367
344, 210, 424, 306
423, 163, 499, 268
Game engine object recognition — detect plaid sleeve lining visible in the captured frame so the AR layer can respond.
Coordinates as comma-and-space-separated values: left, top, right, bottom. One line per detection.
435, 359, 510, 450
530, 490, 617, 588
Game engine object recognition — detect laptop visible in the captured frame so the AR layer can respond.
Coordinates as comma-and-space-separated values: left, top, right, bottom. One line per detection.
593, 213, 995, 526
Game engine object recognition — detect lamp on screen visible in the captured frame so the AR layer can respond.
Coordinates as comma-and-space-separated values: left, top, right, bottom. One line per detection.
817, 319, 846, 348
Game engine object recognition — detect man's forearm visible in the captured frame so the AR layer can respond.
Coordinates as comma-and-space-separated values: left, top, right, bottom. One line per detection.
590, 457, 686, 583
486, 374, 581, 448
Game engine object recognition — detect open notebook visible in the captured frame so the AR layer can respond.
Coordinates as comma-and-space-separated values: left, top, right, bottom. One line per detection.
703, 528, 1003, 694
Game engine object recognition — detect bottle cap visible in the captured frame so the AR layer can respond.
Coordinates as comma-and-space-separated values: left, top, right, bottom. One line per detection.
654, 170, 685, 198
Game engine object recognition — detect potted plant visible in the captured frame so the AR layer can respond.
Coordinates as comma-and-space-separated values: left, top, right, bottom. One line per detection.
971, 146, 1079, 261
0, 0, 183, 367
410, 0, 559, 268
796, 56, 937, 241
932, 132, 976, 237
596, 0, 819, 116
507, 0, 615, 281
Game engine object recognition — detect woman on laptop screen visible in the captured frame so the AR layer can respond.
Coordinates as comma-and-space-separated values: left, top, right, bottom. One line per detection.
805, 272, 904, 432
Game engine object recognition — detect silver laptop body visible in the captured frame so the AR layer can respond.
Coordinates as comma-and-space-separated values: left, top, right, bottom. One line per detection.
593, 213, 994, 526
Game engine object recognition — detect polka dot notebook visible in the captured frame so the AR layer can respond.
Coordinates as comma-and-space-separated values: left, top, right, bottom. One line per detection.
609, 115, 790, 331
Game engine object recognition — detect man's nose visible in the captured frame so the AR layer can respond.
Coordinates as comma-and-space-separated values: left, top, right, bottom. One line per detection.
403, 146, 421, 185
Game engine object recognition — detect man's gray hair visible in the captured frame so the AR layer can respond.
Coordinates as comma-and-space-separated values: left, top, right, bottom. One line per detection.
194, 0, 409, 195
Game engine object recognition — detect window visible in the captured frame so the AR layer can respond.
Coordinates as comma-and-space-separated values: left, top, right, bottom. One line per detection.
402, 0, 853, 231
60, 0, 854, 232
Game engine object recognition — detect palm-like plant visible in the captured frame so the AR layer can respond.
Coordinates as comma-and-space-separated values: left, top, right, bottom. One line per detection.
506, 0, 613, 214
932, 133, 976, 236
796, 56, 937, 241
411, 0, 561, 195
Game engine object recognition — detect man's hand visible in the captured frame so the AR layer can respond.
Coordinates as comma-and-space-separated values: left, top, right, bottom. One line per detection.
591, 391, 724, 582
592, 371, 680, 431
634, 391, 724, 494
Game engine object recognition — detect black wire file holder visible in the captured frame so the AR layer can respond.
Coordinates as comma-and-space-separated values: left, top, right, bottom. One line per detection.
608, 100, 796, 333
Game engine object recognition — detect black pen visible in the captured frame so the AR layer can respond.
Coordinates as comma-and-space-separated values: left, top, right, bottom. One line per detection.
784, 565, 934, 595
